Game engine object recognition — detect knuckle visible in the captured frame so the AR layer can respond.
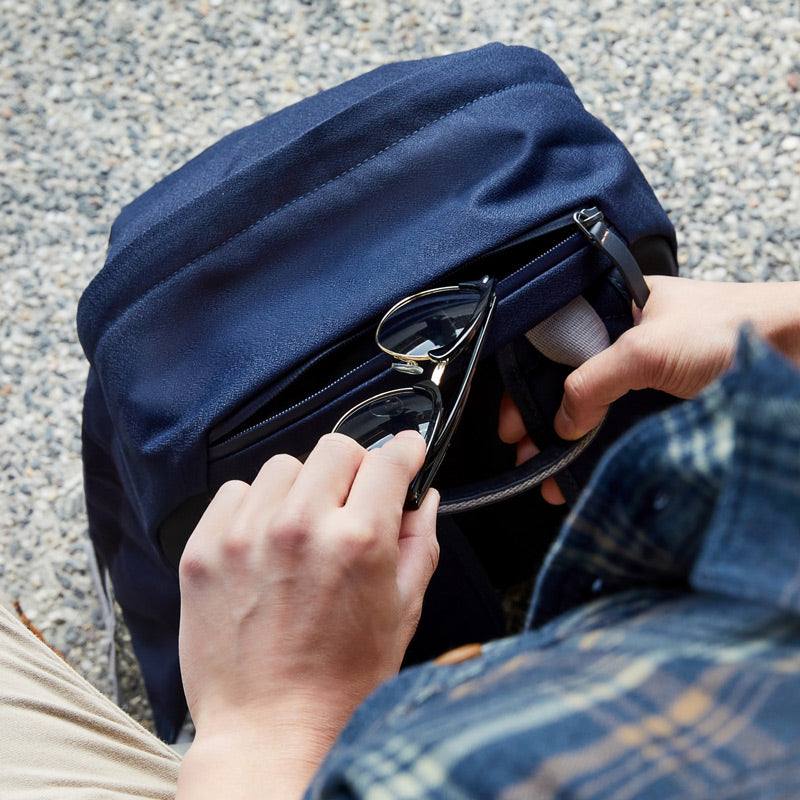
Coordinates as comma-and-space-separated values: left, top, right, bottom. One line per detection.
367, 446, 405, 471
220, 528, 253, 561
618, 330, 658, 385
179, 548, 210, 583
563, 369, 589, 408
338, 522, 384, 563
366, 442, 415, 473
618, 328, 647, 358
269, 510, 313, 552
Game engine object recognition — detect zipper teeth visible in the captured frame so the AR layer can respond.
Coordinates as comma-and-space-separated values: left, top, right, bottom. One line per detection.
214, 228, 582, 451
503, 232, 579, 282
215, 358, 384, 446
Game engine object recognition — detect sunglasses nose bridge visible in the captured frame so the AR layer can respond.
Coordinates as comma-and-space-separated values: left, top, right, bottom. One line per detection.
391, 361, 424, 376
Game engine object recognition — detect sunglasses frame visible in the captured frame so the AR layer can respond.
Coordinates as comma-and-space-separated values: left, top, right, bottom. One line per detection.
333, 275, 497, 509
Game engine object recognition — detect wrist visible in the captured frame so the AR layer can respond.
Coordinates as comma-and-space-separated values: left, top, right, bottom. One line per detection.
191, 680, 369, 745
750, 281, 800, 362
189, 720, 334, 773
178, 738, 315, 800
178, 713, 341, 800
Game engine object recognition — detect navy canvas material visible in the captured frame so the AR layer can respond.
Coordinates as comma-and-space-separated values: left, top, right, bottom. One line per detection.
77, 43, 676, 740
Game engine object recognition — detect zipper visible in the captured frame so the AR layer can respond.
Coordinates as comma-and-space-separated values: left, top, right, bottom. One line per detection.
573, 207, 650, 308
207, 205, 648, 459
209, 355, 387, 458
208, 321, 375, 445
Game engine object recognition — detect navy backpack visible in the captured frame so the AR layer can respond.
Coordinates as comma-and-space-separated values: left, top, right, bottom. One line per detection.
78, 43, 678, 740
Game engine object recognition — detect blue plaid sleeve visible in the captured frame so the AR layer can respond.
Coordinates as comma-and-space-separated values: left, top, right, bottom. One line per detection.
306, 328, 800, 800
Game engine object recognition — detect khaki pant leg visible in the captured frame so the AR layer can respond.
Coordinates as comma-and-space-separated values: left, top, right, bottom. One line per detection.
0, 602, 180, 799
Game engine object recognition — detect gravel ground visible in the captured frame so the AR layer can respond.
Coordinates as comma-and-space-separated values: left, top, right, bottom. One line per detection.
1, 0, 799, 733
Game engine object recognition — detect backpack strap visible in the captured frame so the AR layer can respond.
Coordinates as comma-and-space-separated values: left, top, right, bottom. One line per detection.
438, 420, 603, 514
438, 295, 610, 515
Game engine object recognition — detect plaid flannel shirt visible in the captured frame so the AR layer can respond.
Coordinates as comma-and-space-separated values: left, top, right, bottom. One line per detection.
307, 328, 800, 800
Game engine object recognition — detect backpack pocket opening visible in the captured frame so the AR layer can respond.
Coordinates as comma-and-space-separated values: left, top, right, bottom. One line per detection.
207, 214, 588, 462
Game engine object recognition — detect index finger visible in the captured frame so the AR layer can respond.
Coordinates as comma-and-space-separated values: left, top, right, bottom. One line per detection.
285, 433, 366, 512
345, 430, 427, 523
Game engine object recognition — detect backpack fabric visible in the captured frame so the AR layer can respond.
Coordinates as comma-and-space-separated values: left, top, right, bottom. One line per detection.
78, 43, 677, 740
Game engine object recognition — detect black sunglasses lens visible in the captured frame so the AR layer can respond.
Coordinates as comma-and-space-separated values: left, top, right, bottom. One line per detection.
377, 287, 482, 359
334, 391, 435, 451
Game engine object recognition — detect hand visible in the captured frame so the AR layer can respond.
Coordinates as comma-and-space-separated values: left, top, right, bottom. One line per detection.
498, 392, 566, 505
177, 430, 439, 800
499, 276, 800, 505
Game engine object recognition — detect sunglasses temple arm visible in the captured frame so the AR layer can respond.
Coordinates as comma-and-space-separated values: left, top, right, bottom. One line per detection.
436, 294, 496, 443
406, 441, 448, 509
405, 295, 497, 510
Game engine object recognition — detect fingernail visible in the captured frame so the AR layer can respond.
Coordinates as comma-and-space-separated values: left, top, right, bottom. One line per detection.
394, 429, 424, 443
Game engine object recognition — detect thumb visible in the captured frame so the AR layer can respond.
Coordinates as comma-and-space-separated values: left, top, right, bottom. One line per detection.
555, 333, 646, 440
397, 488, 440, 622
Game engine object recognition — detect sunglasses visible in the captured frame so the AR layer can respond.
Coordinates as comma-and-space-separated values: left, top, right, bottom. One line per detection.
333, 276, 497, 509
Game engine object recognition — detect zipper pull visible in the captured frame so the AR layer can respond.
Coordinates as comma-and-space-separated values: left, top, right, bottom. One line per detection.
573, 208, 650, 309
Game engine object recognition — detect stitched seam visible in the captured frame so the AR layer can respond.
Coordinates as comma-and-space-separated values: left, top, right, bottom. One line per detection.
93, 79, 557, 349
104, 77, 572, 276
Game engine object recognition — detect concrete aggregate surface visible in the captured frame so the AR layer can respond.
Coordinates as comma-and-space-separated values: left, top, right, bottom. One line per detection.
1, 0, 798, 732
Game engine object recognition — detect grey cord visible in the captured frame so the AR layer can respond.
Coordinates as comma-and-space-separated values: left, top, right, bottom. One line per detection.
438, 417, 604, 515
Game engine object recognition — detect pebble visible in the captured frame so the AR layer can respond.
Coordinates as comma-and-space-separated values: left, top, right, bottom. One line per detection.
1, 0, 798, 733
